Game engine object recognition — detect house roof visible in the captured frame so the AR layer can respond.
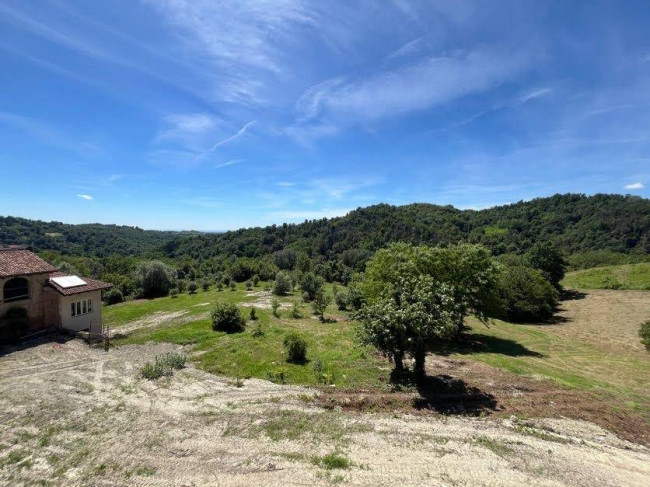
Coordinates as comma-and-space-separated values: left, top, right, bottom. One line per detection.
0, 248, 58, 278
48, 272, 113, 296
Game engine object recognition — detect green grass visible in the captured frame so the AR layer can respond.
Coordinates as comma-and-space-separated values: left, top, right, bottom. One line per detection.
110, 282, 650, 414
562, 262, 650, 290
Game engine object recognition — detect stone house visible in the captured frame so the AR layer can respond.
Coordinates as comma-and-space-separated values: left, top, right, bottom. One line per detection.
0, 248, 112, 341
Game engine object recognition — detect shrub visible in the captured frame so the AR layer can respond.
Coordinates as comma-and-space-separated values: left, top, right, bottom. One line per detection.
140, 352, 186, 380
273, 271, 292, 295
202, 281, 210, 292
249, 306, 258, 321
133, 260, 175, 298
169, 288, 179, 298
251, 322, 264, 338
299, 272, 324, 301
245, 280, 253, 290
497, 265, 558, 322
335, 291, 348, 311
210, 301, 245, 333
216, 282, 223, 291
176, 279, 187, 293
313, 452, 350, 470
639, 320, 650, 351
312, 358, 334, 385
283, 332, 307, 363
312, 289, 332, 321
347, 286, 365, 310
252, 274, 260, 287
229, 282, 237, 291
291, 302, 302, 319
103, 288, 124, 305
188, 281, 198, 294
302, 291, 310, 303
271, 298, 281, 318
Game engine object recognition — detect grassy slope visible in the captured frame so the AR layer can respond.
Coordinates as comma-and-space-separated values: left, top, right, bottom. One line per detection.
562, 262, 650, 290
108, 283, 650, 412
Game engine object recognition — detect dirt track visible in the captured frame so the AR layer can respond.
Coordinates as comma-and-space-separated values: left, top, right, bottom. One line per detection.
1, 338, 648, 486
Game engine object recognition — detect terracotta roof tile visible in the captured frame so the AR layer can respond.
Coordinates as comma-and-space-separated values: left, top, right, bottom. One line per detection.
48, 272, 113, 296
0, 249, 58, 278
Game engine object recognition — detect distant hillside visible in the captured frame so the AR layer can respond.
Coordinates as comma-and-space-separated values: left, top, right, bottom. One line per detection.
163, 193, 650, 261
0, 216, 180, 257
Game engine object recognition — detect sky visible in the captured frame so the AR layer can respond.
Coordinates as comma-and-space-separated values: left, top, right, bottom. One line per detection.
0, 0, 649, 231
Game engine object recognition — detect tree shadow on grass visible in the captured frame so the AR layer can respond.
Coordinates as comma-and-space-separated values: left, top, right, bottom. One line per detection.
392, 370, 498, 415
432, 333, 544, 358
560, 289, 588, 301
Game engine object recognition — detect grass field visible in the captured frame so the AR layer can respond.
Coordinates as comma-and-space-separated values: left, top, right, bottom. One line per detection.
108, 283, 650, 419
562, 262, 650, 290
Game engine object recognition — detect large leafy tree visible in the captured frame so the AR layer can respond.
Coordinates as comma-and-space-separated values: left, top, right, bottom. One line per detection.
358, 243, 499, 382
133, 260, 175, 298
527, 242, 567, 288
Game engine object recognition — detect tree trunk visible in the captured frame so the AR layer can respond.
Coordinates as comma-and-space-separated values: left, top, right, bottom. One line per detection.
413, 349, 426, 384
390, 350, 405, 382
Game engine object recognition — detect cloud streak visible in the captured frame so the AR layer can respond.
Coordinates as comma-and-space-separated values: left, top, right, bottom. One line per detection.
624, 182, 644, 190
77, 194, 93, 200
195, 121, 256, 162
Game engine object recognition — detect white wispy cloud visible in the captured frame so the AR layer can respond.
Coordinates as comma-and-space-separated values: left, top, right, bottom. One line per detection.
156, 113, 219, 143
625, 182, 644, 190
518, 88, 552, 104
294, 46, 532, 130
215, 159, 245, 169
276, 181, 296, 187
195, 121, 256, 162
77, 194, 93, 200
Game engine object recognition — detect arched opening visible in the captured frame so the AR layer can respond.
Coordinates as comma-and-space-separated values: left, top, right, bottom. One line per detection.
3, 277, 29, 303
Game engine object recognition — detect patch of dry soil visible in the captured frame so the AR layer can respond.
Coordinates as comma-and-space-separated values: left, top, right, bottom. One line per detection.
1, 338, 648, 486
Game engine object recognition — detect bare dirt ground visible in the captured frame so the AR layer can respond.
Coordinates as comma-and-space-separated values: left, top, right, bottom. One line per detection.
538, 289, 650, 353
1, 338, 649, 486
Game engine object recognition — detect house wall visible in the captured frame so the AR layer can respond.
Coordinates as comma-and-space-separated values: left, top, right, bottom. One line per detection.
58, 290, 103, 337
0, 273, 54, 332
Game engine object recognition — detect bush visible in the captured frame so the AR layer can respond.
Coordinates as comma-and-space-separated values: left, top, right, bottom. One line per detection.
291, 302, 302, 319
202, 281, 210, 292
302, 291, 310, 303
176, 279, 187, 293
252, 274, 260, 287
312, 358, 334, 385
249, 306, 258, 321
140, 352, 186, 380
230, 282, 237, 291
216, 282, 223, 291
313, 452, 350, 470
170, 288, 179, 298
335, 291, 348, 311
312, 289, 332, 321
273, 271, 292, 296
188, 281, 198, 294
497, 265, 558, 322
284, 332, 307, 363
639, 320, 650, 351
103, 288, 124, 305
245, 280, 253, 290
133, 260, 175, 298
251, 322, 264, 338
271, 298, 281, 318
347, 286, 365, 310
210, 301, 245, 333
299, 272, 323, 301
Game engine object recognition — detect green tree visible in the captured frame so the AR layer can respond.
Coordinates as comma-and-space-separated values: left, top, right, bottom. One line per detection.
497, 265, 558, 322
283, 332, 307, 363
311, 289, 332, 321
299, 272, 324, 301
273, 271, 292, 296
639, 320, 650, 351
252, 274, 260, 287
133, 260, 175, 298
188, 281, 198, 294
527, 242, 567, 288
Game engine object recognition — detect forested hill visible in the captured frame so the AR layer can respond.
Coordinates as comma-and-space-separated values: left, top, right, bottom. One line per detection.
0, 216, 181, 256
163, 194, 650, 261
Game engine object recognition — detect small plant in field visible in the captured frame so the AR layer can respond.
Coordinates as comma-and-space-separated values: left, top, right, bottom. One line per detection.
188, 281, 198, 294
312, 452, 350, 470
266, 367, 287, 384
273, 271, 292, 295
176, 280, 187, 293
249, 306, 258, 321
252, 274, 260, 287
284, 332, 307, 363
335, 291, 348, 311
140, 352, 186, 380
271, 298, 281, 318
302, 291, 310, 303
291, 301, 302, 319
639, 320, 650, 350
313, 358, 334, 385
216, 282, 223, 291
245, 280, 253, 290
312, 289, 332, 321
332, 283, 338, 297
211, 301, 245, 333
251, 322, 264, 338
230, 281, 237, 291
202, 280, 210, 292
169, 288, 179, 298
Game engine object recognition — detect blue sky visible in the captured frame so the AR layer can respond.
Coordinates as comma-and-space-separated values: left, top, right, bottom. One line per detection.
0, 1, 649, 230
